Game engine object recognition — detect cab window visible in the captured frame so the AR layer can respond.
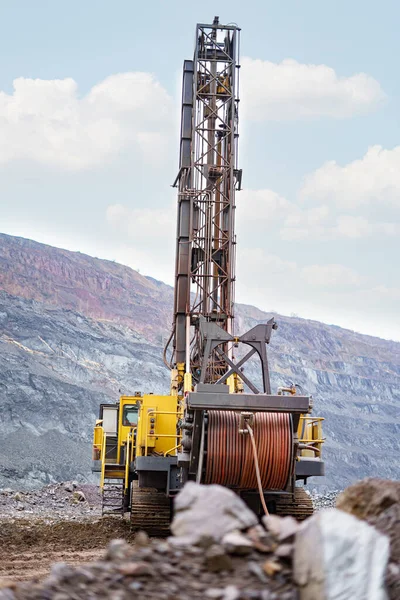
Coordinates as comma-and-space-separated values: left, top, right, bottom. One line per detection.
122, 405, 138, 427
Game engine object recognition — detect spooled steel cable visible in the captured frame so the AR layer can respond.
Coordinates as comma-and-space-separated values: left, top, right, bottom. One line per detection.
204, 411, 293, 497
245, 421, 269, 516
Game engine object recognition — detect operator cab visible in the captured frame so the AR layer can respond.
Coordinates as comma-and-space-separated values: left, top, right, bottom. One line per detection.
122, 404, 139, 427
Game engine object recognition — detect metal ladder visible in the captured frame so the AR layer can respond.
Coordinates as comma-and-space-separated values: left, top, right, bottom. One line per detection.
101, 478, 125, 516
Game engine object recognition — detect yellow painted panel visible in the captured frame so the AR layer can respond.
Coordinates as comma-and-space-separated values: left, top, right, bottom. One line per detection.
137, 395, 179, 456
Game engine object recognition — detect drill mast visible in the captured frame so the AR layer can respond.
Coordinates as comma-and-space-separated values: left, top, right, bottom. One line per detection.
94, 17, 325, 521
171, 17, 241, 388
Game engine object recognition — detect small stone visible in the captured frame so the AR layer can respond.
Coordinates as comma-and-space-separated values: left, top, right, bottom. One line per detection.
16, 502, 24, 511
64, 483, 73, 493
222, 585, 240, 600
262, 515, 281, 538
204, 544, 233, 572
263, 559, 282, 577
223, 531, 253, 555
129, 582, 143, 591
73, 490, 86, 502
189, 581, 204, 591
274, 543, 293, 558
248, 560, 268, 583
107, 592, 125, 600
263, 515, 299, 542
72, 481, 79, 489
118, 561, 154, 576
0, 590, 16, 600
134, 530, 150, 546
14, 492, 22, 502
105, 539, 132, 562
159, 563, 180, 576
155, 541, 170, 554
205, 589, 224, 599
247, 525, 276, 553
49, 562, 75, 582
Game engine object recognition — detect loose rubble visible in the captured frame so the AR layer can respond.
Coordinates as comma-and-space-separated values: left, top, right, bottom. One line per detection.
310, 489, 340, 511
0, 482, 101, 522
0, 527, 298, 599
0, 478, 397, 599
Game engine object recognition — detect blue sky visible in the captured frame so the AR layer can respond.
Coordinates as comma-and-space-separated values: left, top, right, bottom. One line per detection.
1, 1, 399, 340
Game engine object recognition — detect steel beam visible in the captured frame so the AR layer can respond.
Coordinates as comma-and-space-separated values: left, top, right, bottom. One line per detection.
187, 392, 310, 413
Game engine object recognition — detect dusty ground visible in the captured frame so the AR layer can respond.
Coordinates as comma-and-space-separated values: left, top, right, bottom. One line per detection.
4, 480, 396, 600
0, 482, 109, 585
0, 518, 136, 585
0, 482, 339, 588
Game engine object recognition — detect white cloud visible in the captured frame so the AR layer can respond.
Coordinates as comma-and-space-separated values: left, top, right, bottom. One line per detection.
333, 215, 398, 238
0, 73, 173, 170
106, 202, 175, 237
236, 248, 400, 340
105, 203, 176, 283
237, 187, 397, 241
300, 264, 366, 287
281, 210, 399, 240
301, 145, 400, 209
238, 250, 365, 289
241, 57, 385, 120
238, 189, 292, 222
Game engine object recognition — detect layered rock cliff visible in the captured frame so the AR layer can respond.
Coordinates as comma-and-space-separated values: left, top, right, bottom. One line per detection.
0, 232, 399, 489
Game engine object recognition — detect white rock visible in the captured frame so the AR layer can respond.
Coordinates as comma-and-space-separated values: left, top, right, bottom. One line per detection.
293, 508, 390, 600
171, 482, 257, 546
263, 514, 299, 541
222, 531, 254, 555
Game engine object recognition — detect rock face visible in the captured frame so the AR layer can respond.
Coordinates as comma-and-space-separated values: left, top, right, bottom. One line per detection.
0, 232, 399, 489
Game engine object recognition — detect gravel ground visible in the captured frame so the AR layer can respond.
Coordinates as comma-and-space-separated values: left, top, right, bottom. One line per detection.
310, 489, 340, 511
0, 480, 398, 599
0, 482, 339, 520
0, 482, 101, 522
0, 481, 337, 595
0, 522, 298, 599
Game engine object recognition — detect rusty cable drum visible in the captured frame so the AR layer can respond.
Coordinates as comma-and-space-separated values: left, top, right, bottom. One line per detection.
204, 410, 293, 490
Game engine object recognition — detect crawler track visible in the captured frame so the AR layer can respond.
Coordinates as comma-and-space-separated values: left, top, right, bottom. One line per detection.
130, 482, 171, 537
275, 487, 314, 520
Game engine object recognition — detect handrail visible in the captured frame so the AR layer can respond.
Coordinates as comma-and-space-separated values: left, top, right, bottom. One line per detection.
124, 432, 131, 491
100, 432, 107, 491
144, 410, 181, 457
93, 424, 104, 457
164, 442, 182, 457
298, 415, 325, 456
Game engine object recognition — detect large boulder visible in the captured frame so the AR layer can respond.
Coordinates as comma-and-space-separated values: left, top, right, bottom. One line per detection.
336, 477, 400, 599
336, 478, 399, 520
170, 482, 258, 546
293, 508, 390, 600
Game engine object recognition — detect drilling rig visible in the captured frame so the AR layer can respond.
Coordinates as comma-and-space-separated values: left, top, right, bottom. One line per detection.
93, 17, 325, 534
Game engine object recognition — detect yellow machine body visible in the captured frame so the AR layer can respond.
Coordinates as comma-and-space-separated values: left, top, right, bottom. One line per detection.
126, 394, 179, 458
93, 393, 180, 492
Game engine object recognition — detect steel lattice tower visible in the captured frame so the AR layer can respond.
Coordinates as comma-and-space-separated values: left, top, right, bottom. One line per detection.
171, 17, 242, 387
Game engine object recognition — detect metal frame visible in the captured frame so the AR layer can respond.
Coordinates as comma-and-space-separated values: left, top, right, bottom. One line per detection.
197, 316, 277, 392
170, 17, 242, 384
